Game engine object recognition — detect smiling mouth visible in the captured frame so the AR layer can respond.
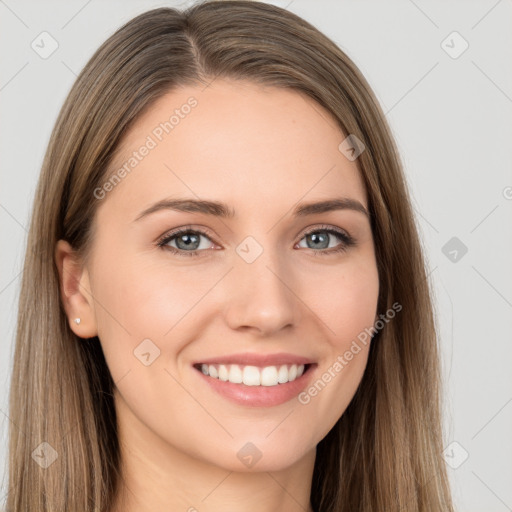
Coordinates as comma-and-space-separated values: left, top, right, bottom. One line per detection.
193, 363, 313, 387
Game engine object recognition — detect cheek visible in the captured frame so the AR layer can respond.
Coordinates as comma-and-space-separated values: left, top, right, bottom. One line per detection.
304, 256, 379, 346
91, 246, 202, 335
89, 247, 219, 376
293, 257, 378, 433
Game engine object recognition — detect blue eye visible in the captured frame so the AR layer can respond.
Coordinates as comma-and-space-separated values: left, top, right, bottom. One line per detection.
298, 226, 356, 256
156, 224, 356, 258
156, 226, 214, 257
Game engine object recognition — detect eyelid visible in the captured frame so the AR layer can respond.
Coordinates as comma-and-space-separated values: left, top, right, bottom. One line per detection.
301, 223, 351, 239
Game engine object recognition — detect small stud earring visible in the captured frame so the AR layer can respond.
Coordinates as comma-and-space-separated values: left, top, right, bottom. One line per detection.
74, 318, 81, 325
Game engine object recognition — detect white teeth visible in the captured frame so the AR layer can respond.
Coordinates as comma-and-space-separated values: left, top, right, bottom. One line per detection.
218, 364, 229, 381
198, 363, 308, 386
243, 366, 260, 386
261, 366, 278, 386
277, 365, 289, 383
228, 364, 243, 384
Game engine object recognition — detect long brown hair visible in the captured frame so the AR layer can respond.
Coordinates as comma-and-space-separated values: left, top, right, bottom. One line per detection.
7, 1, 454, 510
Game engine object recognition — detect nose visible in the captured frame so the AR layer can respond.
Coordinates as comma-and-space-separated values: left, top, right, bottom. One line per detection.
222, 248, 299, 336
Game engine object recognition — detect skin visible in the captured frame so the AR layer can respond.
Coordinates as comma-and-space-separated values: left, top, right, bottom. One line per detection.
55, 78, 379, 512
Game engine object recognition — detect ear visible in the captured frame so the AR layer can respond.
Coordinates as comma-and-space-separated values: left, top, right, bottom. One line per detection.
54, 239, 98, 339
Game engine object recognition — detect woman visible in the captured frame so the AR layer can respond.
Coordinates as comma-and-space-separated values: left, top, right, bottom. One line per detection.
7, 1, 454, 511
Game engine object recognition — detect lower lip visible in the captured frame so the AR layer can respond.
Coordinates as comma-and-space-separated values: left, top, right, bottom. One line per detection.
194, 364, 317, 407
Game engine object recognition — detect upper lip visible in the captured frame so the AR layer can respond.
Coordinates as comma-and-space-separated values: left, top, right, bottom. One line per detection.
193, 352, 316, 367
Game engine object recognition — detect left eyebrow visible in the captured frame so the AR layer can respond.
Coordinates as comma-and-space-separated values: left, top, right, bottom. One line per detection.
133, 197, 370, 222
293, 198, 369, 218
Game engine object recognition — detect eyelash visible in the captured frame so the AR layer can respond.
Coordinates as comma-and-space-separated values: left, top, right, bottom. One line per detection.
156, 224, 356, 258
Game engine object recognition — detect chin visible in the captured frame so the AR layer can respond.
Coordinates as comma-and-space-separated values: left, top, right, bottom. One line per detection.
199, 437, 315, 473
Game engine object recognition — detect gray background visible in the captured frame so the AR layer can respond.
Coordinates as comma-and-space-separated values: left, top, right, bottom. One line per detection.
1, 0, 511, 510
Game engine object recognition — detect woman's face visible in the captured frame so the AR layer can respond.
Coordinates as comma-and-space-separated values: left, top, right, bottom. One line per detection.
70, 79, 379, 472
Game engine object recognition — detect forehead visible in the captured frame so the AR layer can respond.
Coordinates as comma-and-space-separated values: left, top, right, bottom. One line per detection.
99, 79, 367, 220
